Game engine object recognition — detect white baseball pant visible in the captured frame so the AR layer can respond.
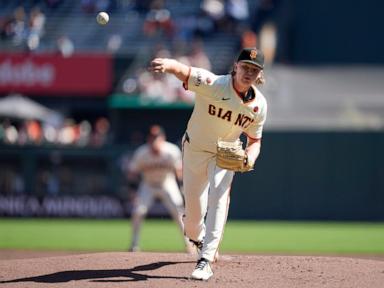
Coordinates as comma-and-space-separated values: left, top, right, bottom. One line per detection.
182, 137, 234, 262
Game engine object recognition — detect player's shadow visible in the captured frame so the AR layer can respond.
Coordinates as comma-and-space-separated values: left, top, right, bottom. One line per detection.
0, 261, 193, 283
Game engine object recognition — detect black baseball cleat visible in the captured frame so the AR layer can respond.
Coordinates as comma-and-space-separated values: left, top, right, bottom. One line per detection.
191, 258, 213, 280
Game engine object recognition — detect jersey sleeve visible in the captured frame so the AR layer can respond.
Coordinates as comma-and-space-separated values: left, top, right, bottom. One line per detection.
183, 67, 219, 97
244, 100, 268, 140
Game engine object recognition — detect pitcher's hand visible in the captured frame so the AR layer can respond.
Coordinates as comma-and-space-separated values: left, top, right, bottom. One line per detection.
149, 58, 170, 73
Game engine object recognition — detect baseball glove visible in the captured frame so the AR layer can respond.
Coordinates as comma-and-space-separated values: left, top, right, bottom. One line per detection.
216, 140, 254, 172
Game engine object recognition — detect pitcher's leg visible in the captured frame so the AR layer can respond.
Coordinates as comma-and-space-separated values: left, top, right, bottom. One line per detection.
182, 144, 211, 243
201, 160, 234, 262
182, 163, 209, 242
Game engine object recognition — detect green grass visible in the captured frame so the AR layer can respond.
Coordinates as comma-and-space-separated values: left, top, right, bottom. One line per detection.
222, 221, 384, 254
0, 218, 384, 255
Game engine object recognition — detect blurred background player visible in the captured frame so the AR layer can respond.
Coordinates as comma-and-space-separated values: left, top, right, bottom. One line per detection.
126, 124, 193, 253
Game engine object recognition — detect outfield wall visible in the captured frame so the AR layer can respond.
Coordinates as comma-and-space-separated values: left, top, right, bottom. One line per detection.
230, 131, 384, 220
1, 131, 383, 220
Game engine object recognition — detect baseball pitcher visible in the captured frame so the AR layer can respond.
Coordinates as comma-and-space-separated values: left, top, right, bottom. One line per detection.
149, 48, 267, 280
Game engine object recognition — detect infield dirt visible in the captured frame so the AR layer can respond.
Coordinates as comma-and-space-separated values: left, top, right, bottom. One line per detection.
1, 252, 384, 288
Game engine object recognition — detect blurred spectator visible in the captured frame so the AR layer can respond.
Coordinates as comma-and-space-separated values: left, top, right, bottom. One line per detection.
56, 35, 74, 57
58, 119, 78, 145
29, 7, 45, 38
16, 121, 28, 145
240, 27, 258, 49
137, 69, 178, 102
27, 33, 40, 51
200, 0, 226, 32
188, 38, 211, 71
143, 0, 175, 39
201, 0, 225, 22
92, 117, 110, 146
26, 120, 43, 144
0, 14, 16, 40
11, 6, 27, 46
107, 34, 122, 54
225, 0, 250, 32
42, 123, 58, 144
259, 22, 277, 66
249, 0, 281, 64
135, 42, 203, 103
26, 7, 46, 51
0, 117, 112, 147
3, 120, 18, 145
77, 120, 92, 146
137, 46, 179, 102
0, 5, 47, 51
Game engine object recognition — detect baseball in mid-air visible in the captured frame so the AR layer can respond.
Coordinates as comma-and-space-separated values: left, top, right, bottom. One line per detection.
96, 12, 109, 25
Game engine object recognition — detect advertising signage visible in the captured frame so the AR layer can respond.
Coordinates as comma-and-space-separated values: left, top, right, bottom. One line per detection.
0, 53, 112, 96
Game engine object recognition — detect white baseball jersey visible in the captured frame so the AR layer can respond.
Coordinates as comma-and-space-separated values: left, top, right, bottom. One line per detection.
129, 141, 182, 187
184, 67, 267, 153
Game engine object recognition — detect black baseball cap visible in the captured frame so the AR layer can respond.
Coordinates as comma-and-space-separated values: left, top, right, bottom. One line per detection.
237, 48, 264, 70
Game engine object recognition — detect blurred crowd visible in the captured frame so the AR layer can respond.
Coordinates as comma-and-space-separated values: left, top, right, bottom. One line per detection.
121, 0, 278, 103
0, 0, 279, 58
0, 5, 46, 51
0, 117, 111, 147
0, 0, 280, 104
137, 0, 251, 41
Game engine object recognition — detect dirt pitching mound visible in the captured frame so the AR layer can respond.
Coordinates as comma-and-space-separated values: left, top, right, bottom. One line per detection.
1, 252, 384, 288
